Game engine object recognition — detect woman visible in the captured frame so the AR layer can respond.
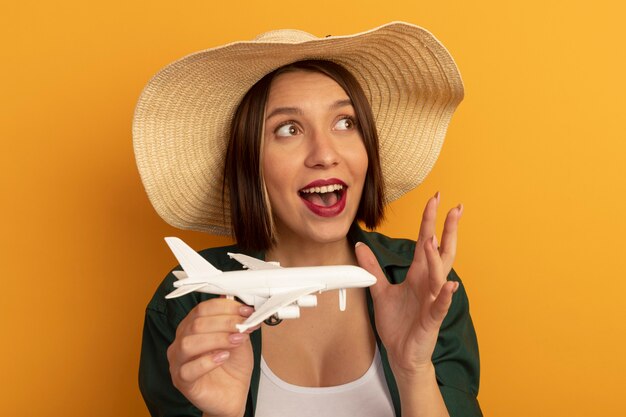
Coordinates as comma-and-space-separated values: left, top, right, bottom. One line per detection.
134, 23, 481, 417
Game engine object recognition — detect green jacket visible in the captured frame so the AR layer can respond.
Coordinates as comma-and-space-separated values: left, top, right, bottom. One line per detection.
139, 225, 482, 416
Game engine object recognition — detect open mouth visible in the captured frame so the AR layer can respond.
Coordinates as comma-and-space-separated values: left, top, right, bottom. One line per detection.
299, 184, 345, 207
298, 180, 347, 217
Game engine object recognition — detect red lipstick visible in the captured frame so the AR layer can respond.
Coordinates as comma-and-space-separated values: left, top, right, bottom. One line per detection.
298, 178, 347, 217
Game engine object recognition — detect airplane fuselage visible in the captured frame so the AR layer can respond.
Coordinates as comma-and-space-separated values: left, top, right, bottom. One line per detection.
174, 264, 375, 297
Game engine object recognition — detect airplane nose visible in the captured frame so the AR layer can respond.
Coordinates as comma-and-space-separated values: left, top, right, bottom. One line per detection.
361, 270, 377, 286
349, 266, 377, 286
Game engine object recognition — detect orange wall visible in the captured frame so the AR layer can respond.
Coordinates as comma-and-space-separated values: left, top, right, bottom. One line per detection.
2, 1, 625, 416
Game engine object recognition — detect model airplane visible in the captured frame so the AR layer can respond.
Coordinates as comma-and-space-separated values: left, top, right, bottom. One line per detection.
164, 237, 377, 332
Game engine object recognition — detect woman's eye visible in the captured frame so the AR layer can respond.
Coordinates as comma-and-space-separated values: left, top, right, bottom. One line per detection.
334, 117, 356, 131
275, 123, 300, 137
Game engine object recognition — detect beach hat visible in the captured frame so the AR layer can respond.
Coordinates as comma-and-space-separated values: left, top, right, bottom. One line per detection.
133, 21, 464, 236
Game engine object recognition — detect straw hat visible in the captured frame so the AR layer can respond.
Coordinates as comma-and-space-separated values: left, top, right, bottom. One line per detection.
133, 21, 464, 236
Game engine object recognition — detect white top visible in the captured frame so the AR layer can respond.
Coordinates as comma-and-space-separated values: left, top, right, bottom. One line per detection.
255, 347, 395, 417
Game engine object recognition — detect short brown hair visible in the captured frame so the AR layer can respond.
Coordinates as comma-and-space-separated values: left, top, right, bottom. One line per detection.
224, 60, 385, 251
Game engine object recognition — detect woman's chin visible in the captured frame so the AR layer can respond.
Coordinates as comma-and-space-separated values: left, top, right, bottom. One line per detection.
276, 218, 352, 247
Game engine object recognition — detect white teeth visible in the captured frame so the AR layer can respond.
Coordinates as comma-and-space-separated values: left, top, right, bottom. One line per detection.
301, 184, 344, 194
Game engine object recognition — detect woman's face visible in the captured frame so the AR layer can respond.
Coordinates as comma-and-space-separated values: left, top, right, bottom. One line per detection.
262, 70, 368, 246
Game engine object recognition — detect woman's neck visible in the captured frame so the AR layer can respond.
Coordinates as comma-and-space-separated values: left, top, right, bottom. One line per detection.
266, 235, 356, 267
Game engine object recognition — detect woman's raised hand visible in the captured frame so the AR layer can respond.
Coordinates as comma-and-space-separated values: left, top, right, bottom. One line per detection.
167, 298, 255, 417
355, 192, 462, 380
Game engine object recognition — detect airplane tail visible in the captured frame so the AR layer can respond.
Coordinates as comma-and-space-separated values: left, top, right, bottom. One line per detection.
165, 237, 223, 278
164, 237, 223, 299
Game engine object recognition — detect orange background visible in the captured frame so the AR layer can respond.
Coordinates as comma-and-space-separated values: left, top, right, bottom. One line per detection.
2, 1, 625, 416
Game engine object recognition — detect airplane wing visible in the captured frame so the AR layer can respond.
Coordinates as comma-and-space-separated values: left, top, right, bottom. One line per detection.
165, 283, 208, 299
235, 284, 324, 332
165, 237, 222, 278
227, 252, 281, 270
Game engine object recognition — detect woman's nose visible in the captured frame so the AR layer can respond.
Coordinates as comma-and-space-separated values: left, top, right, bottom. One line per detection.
304, 131, 340, 168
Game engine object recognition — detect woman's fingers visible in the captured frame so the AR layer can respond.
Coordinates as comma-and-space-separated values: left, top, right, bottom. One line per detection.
173, 326, 249, 362
177, 351, 231, 384
429, 281, 459, 326
424, 233, 460, 327
185, 313, 250, 336
424, 234, 446, 293
439, 204, 463, 272
177, 298, 252, 335
170, 298, 253, 369
188, 298, 251, 322
416, 192, 440, 248
413, 193, 463, 278
405, 193, 440, 286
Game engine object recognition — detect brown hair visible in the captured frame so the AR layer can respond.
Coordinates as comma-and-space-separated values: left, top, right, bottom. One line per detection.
224, 60, 385, 251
